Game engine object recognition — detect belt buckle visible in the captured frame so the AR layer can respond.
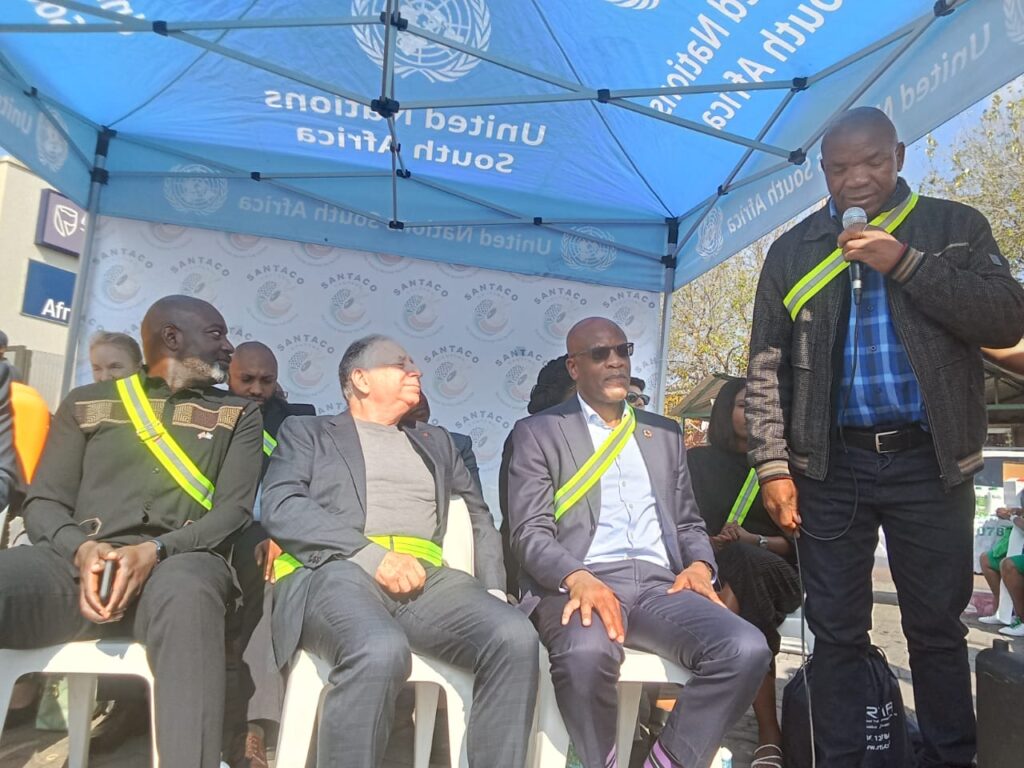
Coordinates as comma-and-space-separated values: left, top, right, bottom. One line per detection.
874, 429, 900, 453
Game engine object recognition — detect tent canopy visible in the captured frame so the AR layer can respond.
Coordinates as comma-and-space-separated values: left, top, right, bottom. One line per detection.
3, 0, 1023, 295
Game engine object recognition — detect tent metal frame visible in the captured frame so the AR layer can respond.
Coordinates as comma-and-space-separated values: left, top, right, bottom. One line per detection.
0, 0, 968, 403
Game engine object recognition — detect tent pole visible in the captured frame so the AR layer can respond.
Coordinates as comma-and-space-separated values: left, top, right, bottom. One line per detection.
60, 128, 111, 398
655, 222, 679, 414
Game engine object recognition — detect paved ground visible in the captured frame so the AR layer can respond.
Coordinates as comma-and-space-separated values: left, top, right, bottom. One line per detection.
1, 563, 1016, 768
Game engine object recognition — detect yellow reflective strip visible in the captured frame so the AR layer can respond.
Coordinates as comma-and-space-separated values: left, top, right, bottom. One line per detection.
785, 193, 921, 321
368, 534, 443, 567
263, 430, 277, 457
273, 552, 303, 581
726, 469, 760, 526
553, 407, 637, 522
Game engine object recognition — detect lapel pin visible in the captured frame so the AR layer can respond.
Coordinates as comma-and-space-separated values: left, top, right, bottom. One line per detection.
642, 429, 653, 439
198, 431, 213, 440
422, 432, 430, 438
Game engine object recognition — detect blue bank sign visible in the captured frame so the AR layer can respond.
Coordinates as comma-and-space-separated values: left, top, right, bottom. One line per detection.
22, 260, 76, 325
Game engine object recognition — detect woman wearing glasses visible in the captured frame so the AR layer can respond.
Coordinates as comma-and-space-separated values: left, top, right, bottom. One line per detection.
687, 377, 800, 768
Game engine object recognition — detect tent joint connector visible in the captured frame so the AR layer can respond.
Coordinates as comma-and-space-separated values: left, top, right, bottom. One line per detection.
152, 20, 168, 36
533, 216, 542, 225
380, 10, 408, 30
661, 255, 677, 269
372, 98, 401, 118
933, 0, 956, 17
790, 77, 808, 92
788, 148, 807, 165
90, 167, 109, 185
390, 142, 401, 153
23, 86, 37, 98
397, 169, 412, 179
96, 127, 115, 158
389, 220, 405, 230
250, 171, 261, 182
717, 185, 728, 197
597, 89, 611, 103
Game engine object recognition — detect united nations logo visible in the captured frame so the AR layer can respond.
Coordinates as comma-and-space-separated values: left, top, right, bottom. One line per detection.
321, 271, 379, 331
276, 335, 337, 397
696, 207, 725, 261
495, 347, 545, 408
295, 242, 343, 267
422, 345, 480, 405
352, 0, 491, 83
561, 226, 617, 272
452, 410, 511, 467
533, 286, 589, 344
1007, 0, 1024, 45
36, 111, 69, 173
92, 247, 155, 310
464, 282, 518, 341
393, 278, 449, 337
163, 164, 228, 216
246, 264, 306, 325
604, 0, 660, 9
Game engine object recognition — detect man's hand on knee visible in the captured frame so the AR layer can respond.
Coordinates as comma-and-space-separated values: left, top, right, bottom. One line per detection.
668, 561, 725, 607
103, 543, 159, 619
375, 551, 427, 597
75, 541, 119, 623
562, 570, 625, 643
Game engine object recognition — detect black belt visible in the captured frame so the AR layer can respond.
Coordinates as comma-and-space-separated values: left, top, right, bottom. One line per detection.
839, 424, 931, 454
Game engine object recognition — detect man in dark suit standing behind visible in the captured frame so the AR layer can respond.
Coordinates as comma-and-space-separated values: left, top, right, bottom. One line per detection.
509, 318, 768, 768
262, 334, 538, 768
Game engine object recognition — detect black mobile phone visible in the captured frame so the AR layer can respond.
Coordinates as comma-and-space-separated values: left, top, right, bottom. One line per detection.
99, 559, 117, 604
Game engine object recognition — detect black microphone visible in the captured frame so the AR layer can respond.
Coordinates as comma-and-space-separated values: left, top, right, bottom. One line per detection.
842, 206, 868, 305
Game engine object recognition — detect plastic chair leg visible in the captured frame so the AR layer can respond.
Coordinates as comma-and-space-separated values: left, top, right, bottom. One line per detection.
532, 660, 570, 768
442, 680, 471, 768
66, 673, 99, 768
413, 682, 440, 768
276, 661, 320, 768
0, 663, 22, 745
615, 682, 643, 768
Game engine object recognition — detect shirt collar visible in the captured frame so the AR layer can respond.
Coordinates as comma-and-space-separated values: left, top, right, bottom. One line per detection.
577, 393, 624, 429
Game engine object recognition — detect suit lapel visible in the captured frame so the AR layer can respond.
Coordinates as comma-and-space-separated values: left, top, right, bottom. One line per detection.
556, 399, 599, 525
326, 412, 367, 513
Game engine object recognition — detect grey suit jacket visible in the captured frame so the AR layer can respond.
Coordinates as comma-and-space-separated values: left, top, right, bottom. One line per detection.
507, 398, 716, 613
262, 411, 505, 666
450, 431, 481, 493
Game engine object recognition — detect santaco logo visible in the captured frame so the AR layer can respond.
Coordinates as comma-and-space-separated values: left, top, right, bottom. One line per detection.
533, 286, 589, 344
393, 277, 449, 337
368, 251, 411, 273
141, 222, 190, 248
294, 242, 343, 267
601, 290, 658, 341
1007, 0, 1024, 45
91, 247, 155, 310
218, 231, 269, 258
171, 256, 232, 303
320, 271, 380, 332
276, 334, 337, 398
464, 282, 518, 341
604, 0, 660, 9
163, 164, 228, 216
696, 207, 725, 261
245, 264, 306, 325
561, 226, 617, 272
422, 344, 480, 405
494, 346, 546, 408
36, 110, 69, 173
352, 0, 491, 83
439, 262, 480, 279
452, 410, 511, 467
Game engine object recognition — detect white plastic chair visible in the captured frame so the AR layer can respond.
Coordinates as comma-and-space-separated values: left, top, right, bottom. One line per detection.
0, 640, 157, 768
779, 608, 815, 656
275, 496, 477, 768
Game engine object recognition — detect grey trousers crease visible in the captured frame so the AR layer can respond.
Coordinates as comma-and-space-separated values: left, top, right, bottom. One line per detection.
297, 559, 539, 768
0, 544, 233, 768
532, 560, 770, 768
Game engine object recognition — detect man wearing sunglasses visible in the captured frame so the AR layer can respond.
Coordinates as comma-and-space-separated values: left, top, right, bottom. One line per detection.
627, 377, 650, 410
508, 317, 768, 768
261, 334, 538, 768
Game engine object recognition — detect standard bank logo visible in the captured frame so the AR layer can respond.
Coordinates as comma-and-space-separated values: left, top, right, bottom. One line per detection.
1007, 0, 1024, 45
36, 111, 69, 173
604, 0, 660, 9
164, 164, 228, 216
352, 0, 491, 83
561, 226, 617, 272
696, 207, 724, 261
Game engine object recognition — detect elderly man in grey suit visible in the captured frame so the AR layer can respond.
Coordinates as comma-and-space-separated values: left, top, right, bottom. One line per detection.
509, 317, 769, 768
262, 334, 538, 768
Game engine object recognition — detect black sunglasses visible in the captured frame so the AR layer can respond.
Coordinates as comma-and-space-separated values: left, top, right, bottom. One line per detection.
570, 342, 634, 363
626, 392, 650, 406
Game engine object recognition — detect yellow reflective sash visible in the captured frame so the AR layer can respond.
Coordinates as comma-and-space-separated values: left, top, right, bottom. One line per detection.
783, 193, 919, 321
115, 373, 215, 511
273, 535, 443, 582
726, 468, 759, 527
262, 430, 277, 457
554, 404, 636, 522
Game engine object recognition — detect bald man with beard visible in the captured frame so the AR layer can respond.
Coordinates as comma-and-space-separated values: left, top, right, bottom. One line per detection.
0, 295, 263, 768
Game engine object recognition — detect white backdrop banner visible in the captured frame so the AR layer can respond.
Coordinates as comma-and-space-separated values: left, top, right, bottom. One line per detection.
75, 216, 663, 518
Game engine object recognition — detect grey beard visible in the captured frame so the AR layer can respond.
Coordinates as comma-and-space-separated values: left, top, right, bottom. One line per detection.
209, 362, 229, 384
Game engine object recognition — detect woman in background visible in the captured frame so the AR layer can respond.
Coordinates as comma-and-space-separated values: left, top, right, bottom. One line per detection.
89, 331, 142, 383
687, 377, 800, 768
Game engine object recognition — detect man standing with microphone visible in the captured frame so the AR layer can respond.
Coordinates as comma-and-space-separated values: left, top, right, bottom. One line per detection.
747, 107, 1024, 768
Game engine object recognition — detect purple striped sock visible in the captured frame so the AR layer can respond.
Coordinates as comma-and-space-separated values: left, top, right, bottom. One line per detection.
644, 739, 681, 768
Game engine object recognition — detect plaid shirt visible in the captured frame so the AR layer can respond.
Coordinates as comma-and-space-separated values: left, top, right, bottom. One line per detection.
830, 200, 926, 427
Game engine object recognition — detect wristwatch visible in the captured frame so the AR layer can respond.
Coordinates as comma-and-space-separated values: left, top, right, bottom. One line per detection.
151, 538, 168, 564
757, 535, 769, 549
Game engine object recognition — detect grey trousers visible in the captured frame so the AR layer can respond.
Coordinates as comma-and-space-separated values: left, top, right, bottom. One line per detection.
299, 559, 539, 768
533, 560, 771, 768
0, 544, 233, 768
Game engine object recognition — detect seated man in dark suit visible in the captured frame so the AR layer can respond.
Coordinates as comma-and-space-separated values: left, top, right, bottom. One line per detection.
509, 317, 769, 768
262, 334, 538, 768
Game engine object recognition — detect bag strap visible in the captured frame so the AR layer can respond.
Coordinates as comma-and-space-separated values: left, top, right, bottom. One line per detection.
783, 193, 919, 321
554, 404, 636, 522
115, 373, 215, 511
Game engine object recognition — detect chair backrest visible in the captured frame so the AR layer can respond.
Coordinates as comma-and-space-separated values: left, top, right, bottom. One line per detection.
441, 496, 474, 576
